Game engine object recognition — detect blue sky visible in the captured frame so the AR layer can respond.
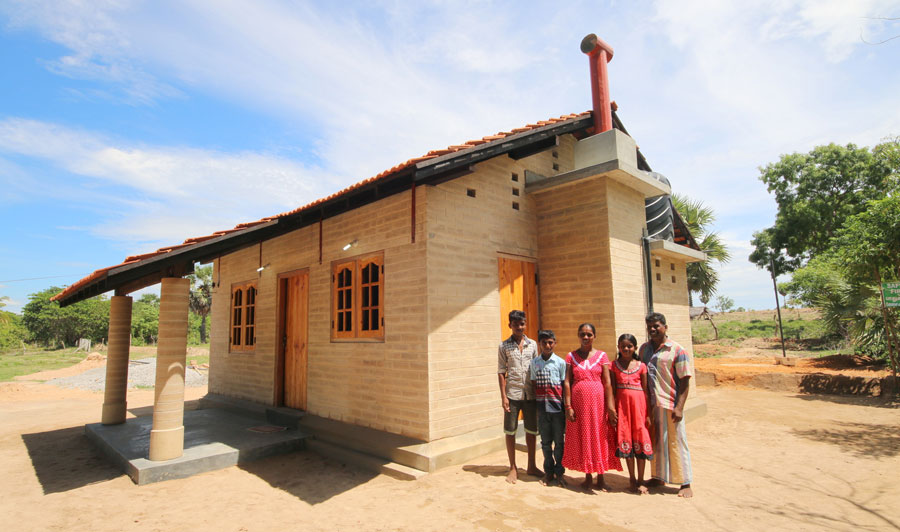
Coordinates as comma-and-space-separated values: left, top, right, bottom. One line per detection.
1, 0, 899, 314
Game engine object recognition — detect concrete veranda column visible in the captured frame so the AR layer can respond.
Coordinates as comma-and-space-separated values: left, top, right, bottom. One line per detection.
101, 295, 132, 425
149, 277, 189, 461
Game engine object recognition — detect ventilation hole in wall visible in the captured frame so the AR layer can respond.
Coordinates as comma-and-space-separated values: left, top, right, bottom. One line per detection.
655, 259, 661, 267
552, 163, 560, 171
672, 276, 676, 283
656, 273, 661, 281
511, 172, 519, 182
512, 201, 520, 210
512, 188, 520, 196
670, 263, 675, 270
467, 188, 476, 198
552, 150, 559, 159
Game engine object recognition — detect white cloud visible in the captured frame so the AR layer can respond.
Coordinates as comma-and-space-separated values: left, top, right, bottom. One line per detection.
2, 0, 898, 310
0, 117, 331, 246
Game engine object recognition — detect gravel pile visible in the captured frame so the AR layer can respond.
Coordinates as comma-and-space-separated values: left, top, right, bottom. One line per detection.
47, 358, 208, 392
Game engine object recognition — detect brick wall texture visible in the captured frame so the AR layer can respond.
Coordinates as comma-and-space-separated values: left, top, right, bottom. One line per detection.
209, 132, 696, 442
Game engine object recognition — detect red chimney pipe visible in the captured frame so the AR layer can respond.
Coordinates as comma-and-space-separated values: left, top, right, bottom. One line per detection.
581, 33, 614, 134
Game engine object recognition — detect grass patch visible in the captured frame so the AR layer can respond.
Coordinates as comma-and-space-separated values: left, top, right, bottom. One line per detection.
692, 315, 827, 344
0, 348, 87, 382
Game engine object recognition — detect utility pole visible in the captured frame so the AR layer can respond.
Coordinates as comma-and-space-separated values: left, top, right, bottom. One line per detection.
771, 256, 787, 358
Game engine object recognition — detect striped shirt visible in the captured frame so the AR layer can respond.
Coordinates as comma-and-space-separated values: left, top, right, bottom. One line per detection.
639, 338, 694, 410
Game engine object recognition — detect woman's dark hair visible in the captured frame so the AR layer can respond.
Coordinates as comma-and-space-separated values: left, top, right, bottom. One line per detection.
617, 333, 638, 347
577, 323, 596, 335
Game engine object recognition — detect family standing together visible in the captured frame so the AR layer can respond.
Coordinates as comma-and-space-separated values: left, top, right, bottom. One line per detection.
497, 310, 694, 497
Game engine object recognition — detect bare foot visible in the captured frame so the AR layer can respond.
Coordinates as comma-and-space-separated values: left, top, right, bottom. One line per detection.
678, 484, 693, 498
526, 467, 544, 477
505, 468, 518, 484
540, 473, 554, 486
557, 475, 568, 488
637, 483, 649, 495
628, 478, 639, 493
580, 475, 593, 492
595, 475, 609, 492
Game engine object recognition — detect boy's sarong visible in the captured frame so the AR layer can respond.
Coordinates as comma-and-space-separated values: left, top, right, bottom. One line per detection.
649, 405, 692, 485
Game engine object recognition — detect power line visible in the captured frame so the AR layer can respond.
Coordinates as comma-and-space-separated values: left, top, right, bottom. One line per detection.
0, 275, 73, 283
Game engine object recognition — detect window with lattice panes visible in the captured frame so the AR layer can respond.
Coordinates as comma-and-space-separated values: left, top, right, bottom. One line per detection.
332, 253, 384, 340
230, 281, 258, 351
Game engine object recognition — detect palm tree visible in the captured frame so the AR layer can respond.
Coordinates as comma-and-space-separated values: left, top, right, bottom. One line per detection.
0, 295, 9, 324
672, 194, 731, 305
188, 265, 213, 344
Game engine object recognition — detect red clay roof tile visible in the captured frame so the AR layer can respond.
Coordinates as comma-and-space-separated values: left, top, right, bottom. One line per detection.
52, 111, 591, 302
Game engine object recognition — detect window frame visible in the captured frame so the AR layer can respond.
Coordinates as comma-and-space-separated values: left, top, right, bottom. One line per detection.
331, 252, 384, 341
230, 280, 258, 352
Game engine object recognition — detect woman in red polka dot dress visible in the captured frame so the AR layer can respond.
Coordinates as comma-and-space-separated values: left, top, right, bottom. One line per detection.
562, 323, 622, 491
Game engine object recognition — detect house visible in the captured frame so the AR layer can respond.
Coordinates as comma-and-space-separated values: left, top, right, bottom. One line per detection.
53, 34, 704, 473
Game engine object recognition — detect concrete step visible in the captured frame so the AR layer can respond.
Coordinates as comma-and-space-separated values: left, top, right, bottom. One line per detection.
266, 407, 305, 429
305, 439, 426, 481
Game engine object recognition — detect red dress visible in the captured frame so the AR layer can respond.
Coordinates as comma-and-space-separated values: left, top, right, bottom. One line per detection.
611, 359, 653, 460
562, 350, 622, 474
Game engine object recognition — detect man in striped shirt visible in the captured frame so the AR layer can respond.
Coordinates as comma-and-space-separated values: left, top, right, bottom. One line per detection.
640, 311, 695, 498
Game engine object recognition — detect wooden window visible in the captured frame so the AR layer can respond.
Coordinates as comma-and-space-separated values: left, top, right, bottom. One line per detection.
332, 253, 384, 340
230, 281, 258, 351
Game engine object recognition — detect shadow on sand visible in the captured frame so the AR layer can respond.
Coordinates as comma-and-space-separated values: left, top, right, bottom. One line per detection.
238, 450, 378, 504
21, 426, 121, 494
792, 420, 900, 458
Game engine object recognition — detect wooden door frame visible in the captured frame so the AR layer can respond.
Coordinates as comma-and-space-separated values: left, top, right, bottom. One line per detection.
274, 268, 309, 407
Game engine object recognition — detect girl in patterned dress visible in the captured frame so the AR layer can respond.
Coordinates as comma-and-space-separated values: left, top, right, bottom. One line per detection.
562, 323, 622, 491
611, 333, 653, 494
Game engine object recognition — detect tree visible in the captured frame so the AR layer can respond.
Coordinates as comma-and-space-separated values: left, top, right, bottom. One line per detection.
828, 195, 900, 376
131, 293, 159, 345
750, 140, 898, 273
21, 287, 109, 347
672, 194, 731, 304
714, 295, 735, 313
768, 139, 900, 371
188, 265, 213, 344
0, 295, 10, 325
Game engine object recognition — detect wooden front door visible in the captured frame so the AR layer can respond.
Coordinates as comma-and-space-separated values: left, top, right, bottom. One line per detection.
279, 270, 308, 410
498, 257, 539, 341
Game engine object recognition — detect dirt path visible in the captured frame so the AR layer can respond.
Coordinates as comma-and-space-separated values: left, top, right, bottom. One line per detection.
1, 373, 898, 531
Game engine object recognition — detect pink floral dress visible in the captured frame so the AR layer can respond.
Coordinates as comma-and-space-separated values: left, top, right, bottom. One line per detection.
611, 359, 653, 460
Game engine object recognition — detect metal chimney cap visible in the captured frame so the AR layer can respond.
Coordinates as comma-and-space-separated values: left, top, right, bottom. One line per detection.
580, 33, 614, 60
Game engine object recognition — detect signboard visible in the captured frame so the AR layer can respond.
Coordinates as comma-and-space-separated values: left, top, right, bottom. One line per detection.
884, 281, 900, 308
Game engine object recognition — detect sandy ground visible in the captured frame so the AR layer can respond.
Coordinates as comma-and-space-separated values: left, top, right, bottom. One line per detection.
1, 375, 899, 531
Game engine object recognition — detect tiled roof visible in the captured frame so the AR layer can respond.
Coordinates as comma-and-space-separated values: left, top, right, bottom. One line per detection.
51, 112, 590, 302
